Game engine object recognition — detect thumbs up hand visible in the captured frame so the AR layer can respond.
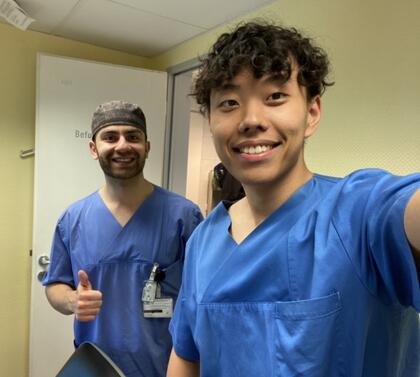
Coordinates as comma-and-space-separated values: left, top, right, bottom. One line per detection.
73, 270, 103, 322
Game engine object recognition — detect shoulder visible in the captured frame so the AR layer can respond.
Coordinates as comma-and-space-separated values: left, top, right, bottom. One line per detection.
314, 168, 391, 186
188, 202, 226, 239
343, 169, 420, 199
342, 168, 420, 184
312, 169, 420, 232
57, 191, 99, 225
152, 186, 201, 213
305, 169, 420, 229
343, 168, 397, 185
314, 168, 420, 196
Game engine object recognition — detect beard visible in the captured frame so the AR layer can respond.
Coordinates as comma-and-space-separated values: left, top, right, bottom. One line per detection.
98, 152, 146, 180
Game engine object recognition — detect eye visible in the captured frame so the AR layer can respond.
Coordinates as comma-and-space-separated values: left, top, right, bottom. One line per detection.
101, 134, 117, 142
266, 92, 287, 103
125, 132, 146, 143
219, 99, 239, 111
126, 134, 141, 142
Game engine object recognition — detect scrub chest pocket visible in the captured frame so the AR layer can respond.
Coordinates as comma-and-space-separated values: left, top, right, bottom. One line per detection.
197, 292, 342, 377
273, 291, 343, 377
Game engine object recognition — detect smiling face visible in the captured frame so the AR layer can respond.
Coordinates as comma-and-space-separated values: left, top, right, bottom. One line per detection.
209, 68, 321, 191
89, 125, 150, 180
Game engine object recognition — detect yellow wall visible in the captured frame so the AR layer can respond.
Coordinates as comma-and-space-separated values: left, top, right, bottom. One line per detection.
0, 22, 151, 377
152, 0, 420, 176
2, 0, 420, 375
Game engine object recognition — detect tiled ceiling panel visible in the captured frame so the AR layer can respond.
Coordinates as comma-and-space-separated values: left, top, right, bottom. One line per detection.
3, 0, 277, 56
115, 0, 276, 29
54, 0, 206, 56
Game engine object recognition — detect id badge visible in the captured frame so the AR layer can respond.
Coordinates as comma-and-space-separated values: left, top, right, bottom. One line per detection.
143, 298, 173, 318
142, 262, 173, 318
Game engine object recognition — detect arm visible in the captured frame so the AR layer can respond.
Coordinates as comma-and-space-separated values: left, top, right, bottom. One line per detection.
166, 349, 199, 377
45, 270, 103, 321
404, 189, 420, 275
45, 282, 78, 315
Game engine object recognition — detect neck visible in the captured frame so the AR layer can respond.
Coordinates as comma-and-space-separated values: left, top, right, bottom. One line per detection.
100, 174, 153, 208
242, 166, 313, 225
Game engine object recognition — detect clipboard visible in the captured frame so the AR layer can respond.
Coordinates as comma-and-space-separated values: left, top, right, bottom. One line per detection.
56, 341, 126, 377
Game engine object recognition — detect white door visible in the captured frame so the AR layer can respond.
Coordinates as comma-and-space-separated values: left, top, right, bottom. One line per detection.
29, 54, 167, 377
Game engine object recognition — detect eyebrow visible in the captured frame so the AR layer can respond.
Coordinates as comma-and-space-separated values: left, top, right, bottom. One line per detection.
213, 83, 239, 95
215, 74, 289, 93
262, 73, 289, 85
124, 130, 142, 134
101, 129, 142, 135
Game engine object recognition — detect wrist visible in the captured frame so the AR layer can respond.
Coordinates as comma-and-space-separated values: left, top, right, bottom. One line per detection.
65, 289, 78, 314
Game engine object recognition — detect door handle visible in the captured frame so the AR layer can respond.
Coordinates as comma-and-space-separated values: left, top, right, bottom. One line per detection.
37, 255, 50, 282
37, 270, 47, 282
38, 255, 50, 267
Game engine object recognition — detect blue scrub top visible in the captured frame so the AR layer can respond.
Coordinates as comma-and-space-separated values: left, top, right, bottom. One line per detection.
44, 186, 203, 377
170, 169, 420, 377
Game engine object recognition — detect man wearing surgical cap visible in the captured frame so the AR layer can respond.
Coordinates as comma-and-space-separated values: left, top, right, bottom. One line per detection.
43, 100, 203, 377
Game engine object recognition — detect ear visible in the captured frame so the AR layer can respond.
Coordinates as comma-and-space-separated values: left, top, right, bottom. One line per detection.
145, 141, 151, 158
208, 113, 214, 137
304, 96, 321, 139
89, 140, 99, 160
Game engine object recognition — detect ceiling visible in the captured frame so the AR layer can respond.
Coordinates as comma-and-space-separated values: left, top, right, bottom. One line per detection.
4, 0, 275, 57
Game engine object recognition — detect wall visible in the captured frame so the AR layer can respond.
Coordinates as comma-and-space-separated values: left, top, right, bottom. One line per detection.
0, 22, 151, 377
151, 0, 420, 176
2, 0, 420, 375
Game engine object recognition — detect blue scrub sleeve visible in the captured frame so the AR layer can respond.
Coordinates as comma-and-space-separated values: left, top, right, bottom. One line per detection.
181, 207, 204, 253
334, 170, 420, 309
169, 234, 201, 361
42, 215, 75, 288
170, 295, 200, 361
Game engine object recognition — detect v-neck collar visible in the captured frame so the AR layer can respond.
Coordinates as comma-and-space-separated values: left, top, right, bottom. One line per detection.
95, 185, 157, 229
220, 177, 316, 247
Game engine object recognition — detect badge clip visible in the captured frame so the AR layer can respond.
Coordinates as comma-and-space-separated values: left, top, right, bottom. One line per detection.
142, 263, 173, 318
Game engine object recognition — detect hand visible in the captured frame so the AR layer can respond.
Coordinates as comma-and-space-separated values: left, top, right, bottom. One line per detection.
72, 270, 102, 322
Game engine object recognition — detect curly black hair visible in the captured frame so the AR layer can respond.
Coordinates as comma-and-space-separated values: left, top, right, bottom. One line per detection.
193, 21, 334, 115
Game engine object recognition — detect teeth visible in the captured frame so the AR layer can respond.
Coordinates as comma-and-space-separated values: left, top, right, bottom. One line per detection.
239, 145, 271, 154
114, 158, 132, 162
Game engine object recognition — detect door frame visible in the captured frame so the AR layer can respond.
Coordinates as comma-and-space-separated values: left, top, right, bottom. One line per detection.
163, 58, 202, 192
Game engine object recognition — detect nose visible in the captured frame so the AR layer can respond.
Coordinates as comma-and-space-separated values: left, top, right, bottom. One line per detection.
237, 100, 268, 134
114, 136, 131, 152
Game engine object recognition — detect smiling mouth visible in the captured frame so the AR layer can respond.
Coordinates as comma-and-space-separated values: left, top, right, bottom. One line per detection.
112, 157, 135, 163
235, 143, 280, 155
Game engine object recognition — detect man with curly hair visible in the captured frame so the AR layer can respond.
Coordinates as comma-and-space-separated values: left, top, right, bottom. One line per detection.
167, 22, 420, 376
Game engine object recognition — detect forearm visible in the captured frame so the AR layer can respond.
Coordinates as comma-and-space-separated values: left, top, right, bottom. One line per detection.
167, 349, 199, 377
45, 283, 77, 315
404, 189, 420, 273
